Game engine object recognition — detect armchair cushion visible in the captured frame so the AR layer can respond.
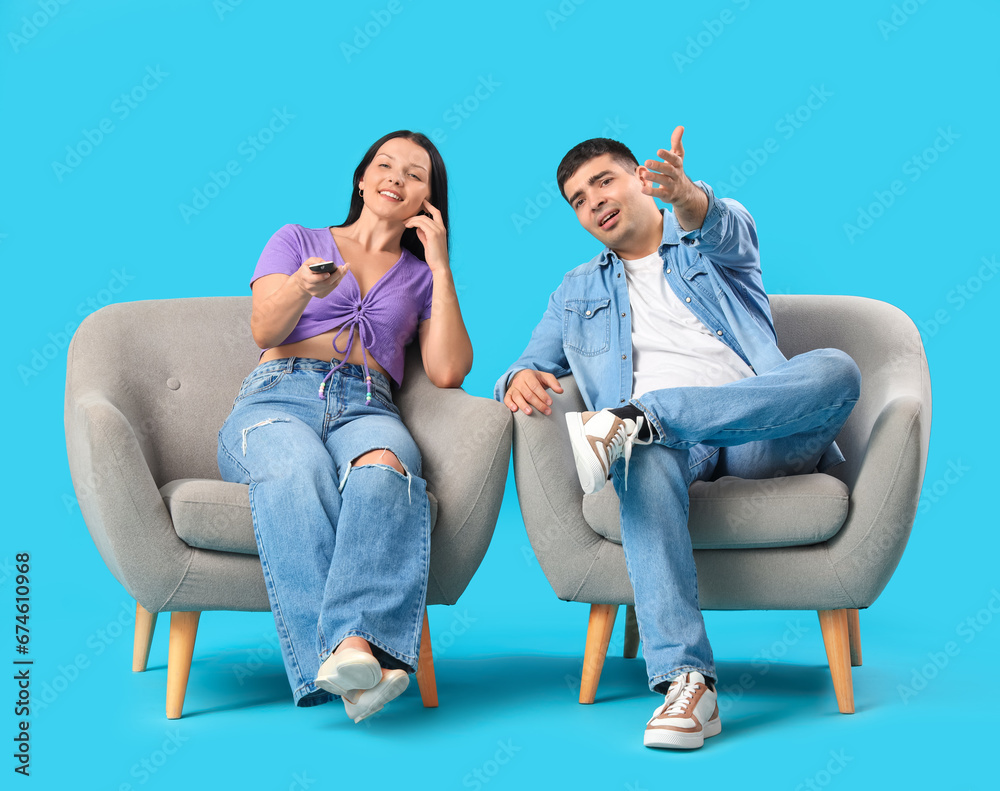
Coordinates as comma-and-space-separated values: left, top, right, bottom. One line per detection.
161, 478, 438, 556
582, 473, 849, 549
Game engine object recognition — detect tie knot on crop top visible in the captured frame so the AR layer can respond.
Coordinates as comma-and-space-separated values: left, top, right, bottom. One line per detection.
321, 299, 378, 401
251, 224, 435, 398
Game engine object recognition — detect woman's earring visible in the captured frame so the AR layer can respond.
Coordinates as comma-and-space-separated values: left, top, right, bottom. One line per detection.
358, 187, 364, 197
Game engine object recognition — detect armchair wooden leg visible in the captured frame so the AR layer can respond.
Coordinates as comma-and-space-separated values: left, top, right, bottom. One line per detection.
132, 602, 158, 672
580, 604, 617, 704
818, 609, 855, 714
166, 611, 200, 720
415, 607, 438, 708
623, 604, 640, 659
847, 609, 862, 667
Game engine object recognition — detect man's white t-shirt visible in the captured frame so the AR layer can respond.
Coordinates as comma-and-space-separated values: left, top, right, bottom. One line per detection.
621, 251, 754, 398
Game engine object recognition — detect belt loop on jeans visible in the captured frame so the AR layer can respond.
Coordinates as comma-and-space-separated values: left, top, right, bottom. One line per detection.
285, 356, 296, 374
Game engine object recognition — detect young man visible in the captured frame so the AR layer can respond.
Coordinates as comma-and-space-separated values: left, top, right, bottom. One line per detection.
494, 128, 861, 750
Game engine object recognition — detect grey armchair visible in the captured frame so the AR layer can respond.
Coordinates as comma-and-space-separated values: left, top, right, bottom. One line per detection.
64, 297, 512, 718
510, 295, 931, 713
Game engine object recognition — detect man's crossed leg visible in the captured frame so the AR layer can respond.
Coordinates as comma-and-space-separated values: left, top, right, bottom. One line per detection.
569, 348, 862, 749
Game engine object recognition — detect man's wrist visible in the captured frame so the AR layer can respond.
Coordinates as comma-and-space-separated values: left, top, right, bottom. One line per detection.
673, 180, 709, 231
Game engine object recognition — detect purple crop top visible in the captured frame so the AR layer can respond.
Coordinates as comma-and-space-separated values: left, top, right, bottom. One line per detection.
251, 224, 434, 396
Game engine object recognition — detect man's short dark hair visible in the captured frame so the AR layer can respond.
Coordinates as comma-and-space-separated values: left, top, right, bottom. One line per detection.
556, 138, 639, 202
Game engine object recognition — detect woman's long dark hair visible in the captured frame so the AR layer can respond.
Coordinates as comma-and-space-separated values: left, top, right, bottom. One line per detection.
332, 130, 449, 262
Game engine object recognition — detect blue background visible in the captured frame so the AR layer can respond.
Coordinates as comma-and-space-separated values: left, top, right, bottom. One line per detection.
4, 0, 998, 787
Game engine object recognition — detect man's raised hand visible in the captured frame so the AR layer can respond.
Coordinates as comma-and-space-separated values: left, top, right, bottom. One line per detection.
639, 125, 708, 230
503, 369, 564, 416
638, 125, 697, 205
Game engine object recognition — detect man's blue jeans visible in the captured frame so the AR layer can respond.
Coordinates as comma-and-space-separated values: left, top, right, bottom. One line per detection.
217, 358, 431, 707
616, 348, 861, 692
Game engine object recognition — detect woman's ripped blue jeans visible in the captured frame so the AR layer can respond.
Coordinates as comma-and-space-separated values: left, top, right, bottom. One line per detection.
217, 357, 430, 707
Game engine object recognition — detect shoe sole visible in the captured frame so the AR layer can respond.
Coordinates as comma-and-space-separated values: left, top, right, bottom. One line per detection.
565, 413, 608, 495
344, 671, 409, 723
643, 717, 722, 750
315, 651, 382, 699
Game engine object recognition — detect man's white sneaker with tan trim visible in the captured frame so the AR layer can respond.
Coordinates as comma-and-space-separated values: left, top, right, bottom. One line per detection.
565, 409, 650, 494
643, 671, 721, 750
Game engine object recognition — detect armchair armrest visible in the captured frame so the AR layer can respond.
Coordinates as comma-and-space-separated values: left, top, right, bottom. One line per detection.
394, 374, 512, 604
64, 391, 194, 611
510, 375, 621, 602
825, 394, 929, 607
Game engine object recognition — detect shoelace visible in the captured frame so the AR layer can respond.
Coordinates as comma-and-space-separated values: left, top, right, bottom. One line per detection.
662, 681, 701, 717
609, 416, 653, 491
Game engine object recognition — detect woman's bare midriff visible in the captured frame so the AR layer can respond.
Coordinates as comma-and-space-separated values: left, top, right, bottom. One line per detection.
258, 328, 390, 378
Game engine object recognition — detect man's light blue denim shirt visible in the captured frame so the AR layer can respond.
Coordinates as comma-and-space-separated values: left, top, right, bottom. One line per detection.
494, 180, 845, 471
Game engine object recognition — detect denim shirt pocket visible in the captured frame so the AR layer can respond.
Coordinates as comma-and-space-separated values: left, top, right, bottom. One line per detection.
564, 297, 611, 356
681, 259, 717, 299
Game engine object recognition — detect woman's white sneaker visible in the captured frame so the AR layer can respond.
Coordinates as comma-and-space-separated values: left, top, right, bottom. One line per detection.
643, 671, 721, 750
343, 669, 409, 723
315, 647, 382, 700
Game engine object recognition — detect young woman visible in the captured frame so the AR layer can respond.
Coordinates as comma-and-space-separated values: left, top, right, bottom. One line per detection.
217, 130, 473, 722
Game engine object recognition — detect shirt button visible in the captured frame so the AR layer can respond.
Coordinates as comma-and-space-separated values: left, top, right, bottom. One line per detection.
685, 297, 691, 303
716, 330, 723, 336
621, 312, 626, 317
620, 398, 625, 403
617, 273, 621, 278
666, 268, 671, 274
585, 310, 592, 316
622, 354, 627, 360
